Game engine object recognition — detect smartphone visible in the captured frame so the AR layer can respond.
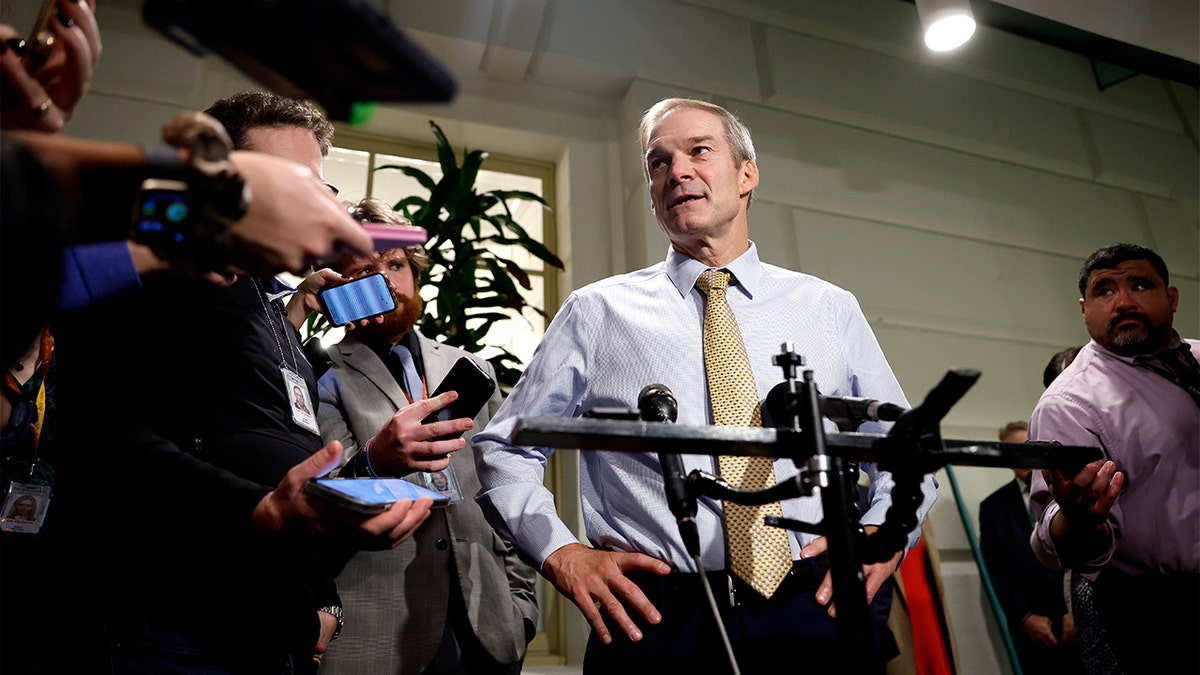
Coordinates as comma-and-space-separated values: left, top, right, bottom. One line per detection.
23, 0, 58, 71
319, 272, 397, 326
131, 179, 194, 255
306, 476, 450, 514
422, 357, 497, 439
360, 222, 428, 251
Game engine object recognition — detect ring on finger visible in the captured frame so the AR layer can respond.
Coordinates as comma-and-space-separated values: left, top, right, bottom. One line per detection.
31, 99, 51, 117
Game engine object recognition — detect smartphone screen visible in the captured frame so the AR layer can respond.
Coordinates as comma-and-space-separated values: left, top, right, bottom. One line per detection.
132, 179, 194, 253
422, 357, 497, 439
306, 477, 450, 514
319, 273, 397, 326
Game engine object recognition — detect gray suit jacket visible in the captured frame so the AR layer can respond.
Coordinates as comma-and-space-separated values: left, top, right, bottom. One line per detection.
316, 330, 538, 674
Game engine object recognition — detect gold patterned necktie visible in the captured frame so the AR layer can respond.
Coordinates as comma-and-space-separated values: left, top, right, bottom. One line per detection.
696, 269, 792, 598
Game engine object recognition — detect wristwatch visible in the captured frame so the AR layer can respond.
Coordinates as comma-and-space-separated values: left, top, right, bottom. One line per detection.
318, 605, 344, 641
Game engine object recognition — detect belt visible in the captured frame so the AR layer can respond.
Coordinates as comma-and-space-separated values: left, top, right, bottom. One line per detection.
669, 556, 831, 608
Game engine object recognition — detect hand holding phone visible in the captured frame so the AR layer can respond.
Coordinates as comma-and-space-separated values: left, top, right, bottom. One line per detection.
306, 476, 450, 514
422, 357, 496, 440
319, 272, 397, 326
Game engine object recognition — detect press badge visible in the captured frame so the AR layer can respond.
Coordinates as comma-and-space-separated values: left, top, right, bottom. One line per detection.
1, 482, 51, 534
283, 366, 320, 435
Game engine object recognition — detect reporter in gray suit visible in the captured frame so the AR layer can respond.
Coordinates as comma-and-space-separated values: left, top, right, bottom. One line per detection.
313, 198, 538, 675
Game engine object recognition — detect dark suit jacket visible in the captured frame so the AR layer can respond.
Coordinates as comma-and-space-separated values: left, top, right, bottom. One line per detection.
52, 276, 339, 673
979, 479, 1069, 655
316, 330, 538, 674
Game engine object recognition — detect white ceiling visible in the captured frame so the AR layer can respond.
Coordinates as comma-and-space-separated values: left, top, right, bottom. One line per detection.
992, 0, 1197, 64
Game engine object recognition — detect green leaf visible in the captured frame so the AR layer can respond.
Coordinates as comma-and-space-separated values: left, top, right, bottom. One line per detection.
374, 163, 437, 193
377, 121, 564, 383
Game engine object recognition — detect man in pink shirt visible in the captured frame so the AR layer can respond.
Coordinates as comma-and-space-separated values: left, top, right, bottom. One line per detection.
1029, 242, 1198, 675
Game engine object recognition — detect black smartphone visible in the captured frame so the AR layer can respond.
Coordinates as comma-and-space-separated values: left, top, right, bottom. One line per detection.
422, 357, 497, 439
306, 476, 450, 514
131, 178, 195, 257
319, 273, 397, 326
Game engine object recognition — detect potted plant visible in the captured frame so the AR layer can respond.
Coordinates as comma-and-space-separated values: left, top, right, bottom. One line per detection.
377, 121, 563, 389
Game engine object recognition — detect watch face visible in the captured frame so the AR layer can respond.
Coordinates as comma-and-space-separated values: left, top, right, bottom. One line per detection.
133, 180, 194, 253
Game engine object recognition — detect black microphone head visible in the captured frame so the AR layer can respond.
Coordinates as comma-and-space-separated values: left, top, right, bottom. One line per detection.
638, 384, 678, 423
764, 381, 794, 427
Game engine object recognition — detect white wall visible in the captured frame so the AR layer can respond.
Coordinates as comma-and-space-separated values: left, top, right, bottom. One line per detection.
68, 1, 1198, 671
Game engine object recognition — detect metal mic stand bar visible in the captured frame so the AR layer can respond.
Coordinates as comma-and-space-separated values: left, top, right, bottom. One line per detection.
512, 418, 1101, 470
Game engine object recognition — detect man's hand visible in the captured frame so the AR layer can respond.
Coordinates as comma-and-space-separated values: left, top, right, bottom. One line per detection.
1062, 611, 1076, 644
283, 267, 391, 330
801, 526, 902, 619
542, 543, 671, 645
1046, 459, 1122, 532
315, 609, 338, 654
225, 151, 372, 275
1045, 459, 1122, 565
251, 441, 433, 549
364, 392, 474, 475
1022, 613, 1061, 649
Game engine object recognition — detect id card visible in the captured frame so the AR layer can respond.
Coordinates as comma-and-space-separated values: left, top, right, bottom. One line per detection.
419, 465, 462, 504
1, 482, 51, 534
283, 366, 320, 435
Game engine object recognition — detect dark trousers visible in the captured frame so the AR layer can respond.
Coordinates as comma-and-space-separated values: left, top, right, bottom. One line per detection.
1094, 570, 1200, 675
583, 560, 888, 675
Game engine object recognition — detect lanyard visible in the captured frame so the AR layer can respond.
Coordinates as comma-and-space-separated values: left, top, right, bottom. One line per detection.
252, 279, 299, 372
3, 327, 54, 454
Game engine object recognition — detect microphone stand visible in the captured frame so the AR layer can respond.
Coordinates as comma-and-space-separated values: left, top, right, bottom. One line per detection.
723, 343, 876, 664
789, 362, 876, 660
513, 351, 1089, 672
684, 342, 877, 669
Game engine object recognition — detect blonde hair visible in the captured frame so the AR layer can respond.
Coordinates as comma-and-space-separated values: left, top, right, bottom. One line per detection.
638, 98, 757, 206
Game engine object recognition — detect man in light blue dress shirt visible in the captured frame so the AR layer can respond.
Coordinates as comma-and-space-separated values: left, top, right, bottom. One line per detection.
473, 97, 938, 674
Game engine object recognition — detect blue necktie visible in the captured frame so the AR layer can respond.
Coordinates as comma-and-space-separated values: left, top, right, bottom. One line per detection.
389, 344, 423, 402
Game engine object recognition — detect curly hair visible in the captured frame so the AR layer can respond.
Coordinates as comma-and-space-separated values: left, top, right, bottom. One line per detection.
342, 197, 429, 279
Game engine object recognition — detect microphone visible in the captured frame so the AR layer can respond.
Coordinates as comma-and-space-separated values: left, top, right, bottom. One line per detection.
819, 395, 907, 426
638, 383, 678, 424
638, 384, 700, 557
765, 382, 906, 431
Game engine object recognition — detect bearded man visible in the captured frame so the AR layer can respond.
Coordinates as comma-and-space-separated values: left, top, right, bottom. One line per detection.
1028, 242, 1199, 675
311, 197, 538, 675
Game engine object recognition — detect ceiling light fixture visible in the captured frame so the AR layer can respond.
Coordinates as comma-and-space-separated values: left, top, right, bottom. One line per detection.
916, 0, 977, 52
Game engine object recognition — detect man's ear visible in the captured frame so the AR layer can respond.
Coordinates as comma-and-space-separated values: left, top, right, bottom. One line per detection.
1168, 286, 1179, 313
739, 159, 759, 196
